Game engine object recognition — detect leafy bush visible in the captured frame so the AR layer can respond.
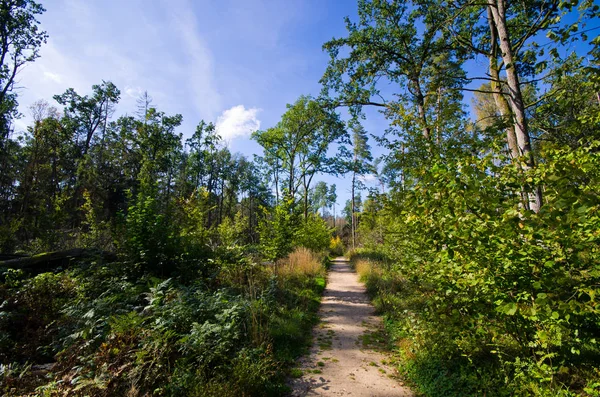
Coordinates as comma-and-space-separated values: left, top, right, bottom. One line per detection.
0, 272, 76, 364
354, 144, 600, 396
258, 200, 296, 261
217, 211, 248, 247
293, 214, 331, 253
122, 191, 180, 275
329, 236, 344, 256
0, 243, 326, 396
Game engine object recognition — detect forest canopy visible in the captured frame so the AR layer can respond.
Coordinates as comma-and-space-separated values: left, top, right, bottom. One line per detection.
0, 0, 599, 395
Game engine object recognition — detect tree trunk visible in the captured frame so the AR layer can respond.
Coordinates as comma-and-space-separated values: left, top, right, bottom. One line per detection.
487, 6, 519, 161
302, 174, 309, 220
488, 0, 542, 212
274, 159, 279, 205
412, 79, 431, 140
351, 170, 356, 250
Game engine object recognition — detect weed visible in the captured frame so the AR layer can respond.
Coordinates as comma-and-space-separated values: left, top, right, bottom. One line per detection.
289, 368, 303, 378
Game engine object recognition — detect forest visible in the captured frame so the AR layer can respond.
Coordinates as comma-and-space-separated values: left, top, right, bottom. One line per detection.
0, 0, 599, 396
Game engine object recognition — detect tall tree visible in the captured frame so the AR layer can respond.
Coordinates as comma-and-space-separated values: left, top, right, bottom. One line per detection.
328, 183, 337, 227
449, 0, 599, 211
0, 0, 47, 140
347, 120, 372, 249
252, 95, 347, 219
321, 0, 467, 144
311, 181, 329, 216
0, 0, 47, 227
54, 81, 120, 156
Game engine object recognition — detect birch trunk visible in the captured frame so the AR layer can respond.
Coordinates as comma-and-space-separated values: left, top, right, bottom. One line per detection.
488, 0, 542, 212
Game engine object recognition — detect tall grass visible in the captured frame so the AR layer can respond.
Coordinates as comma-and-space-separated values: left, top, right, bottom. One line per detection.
275, 247, 324, 277
354, 259, 375, 279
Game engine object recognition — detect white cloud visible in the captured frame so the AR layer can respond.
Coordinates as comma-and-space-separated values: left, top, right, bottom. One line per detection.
216, 105, 261, 140
124, 85, 143, 99
359, 174, 377, 183
43, 71, 62, 83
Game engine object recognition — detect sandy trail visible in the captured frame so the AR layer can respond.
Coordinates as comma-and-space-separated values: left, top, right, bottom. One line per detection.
289, 257, 413, 397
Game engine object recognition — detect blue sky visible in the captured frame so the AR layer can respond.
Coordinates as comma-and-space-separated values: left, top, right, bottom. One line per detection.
16, 1, 596, 212
15, 0, 387, 209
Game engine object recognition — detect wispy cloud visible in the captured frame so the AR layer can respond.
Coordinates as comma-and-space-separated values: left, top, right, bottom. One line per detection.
166, 0, 221, 120
359, 174, 377, 183
124, 85, 143, 99
42, 70, 62, 84
216, 105, 261, 141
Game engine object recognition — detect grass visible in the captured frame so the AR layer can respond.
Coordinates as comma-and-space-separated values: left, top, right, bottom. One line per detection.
289, 368, 304, 378
276, 247, 324, 277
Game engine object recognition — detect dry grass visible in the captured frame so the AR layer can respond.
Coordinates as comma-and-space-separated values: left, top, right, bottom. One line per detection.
354, 259, 373, 278
275, 247, 324, 277
396, 337, 417, 360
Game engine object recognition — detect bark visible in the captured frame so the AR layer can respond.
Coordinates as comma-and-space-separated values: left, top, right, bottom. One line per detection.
274, 158, 280, 205
0, 248, 117, 271
302, 174, 309, 220
351, 170, 356, 250
488, 0, 542, 212
435, 87, 442, 146
487, 7, 519, 160
412, 79, 432, 140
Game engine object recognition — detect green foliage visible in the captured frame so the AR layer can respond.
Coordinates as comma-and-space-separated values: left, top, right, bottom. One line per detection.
293, 214, 332, 253
258, 200, 296, 261
0, 272, 75, 364
78, 190, 112, 250
0, 0, 48, 136
217, 211, 248, 247
122, 190, 180, 274
354, 143, 600, 395
0, 242, 326, 396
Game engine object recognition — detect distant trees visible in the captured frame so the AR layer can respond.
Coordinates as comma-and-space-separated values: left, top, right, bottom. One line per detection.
252, 95, 347, 219
347, 120, 372, 249
0, 78, 275, 252
0, 0, 47, 240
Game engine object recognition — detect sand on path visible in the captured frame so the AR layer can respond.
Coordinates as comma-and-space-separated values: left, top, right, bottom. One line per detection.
289, 257, 413, 397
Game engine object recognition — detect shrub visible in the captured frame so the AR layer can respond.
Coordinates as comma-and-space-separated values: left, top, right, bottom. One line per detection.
328, 236, 344, 256
293, 214, 331, 253
356, 144, 600, 396
122, 191, 180, 274
258, 200, 296, 261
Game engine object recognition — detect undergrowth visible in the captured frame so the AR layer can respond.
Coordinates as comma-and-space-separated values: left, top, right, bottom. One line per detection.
348, 248, 600, 397
0, 248, 328, 396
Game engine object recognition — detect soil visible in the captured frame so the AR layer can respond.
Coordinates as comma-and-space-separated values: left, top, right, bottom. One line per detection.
289, 257, 414, 396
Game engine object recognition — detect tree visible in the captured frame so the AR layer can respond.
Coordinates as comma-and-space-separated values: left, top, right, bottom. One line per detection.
252, 95, 347, 219
321, 0, 466, 144
311, 181, 329, 216
449, 0, 600, 211
0, 0, 47, 228
54, 81, 120, 156
0, 0, 47, 140
327, 183, 337, 227
347, 120, 372, 249
531, 55, 600, 150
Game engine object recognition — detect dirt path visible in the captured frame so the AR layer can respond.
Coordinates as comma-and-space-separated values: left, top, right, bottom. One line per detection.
289, 257, 413, 396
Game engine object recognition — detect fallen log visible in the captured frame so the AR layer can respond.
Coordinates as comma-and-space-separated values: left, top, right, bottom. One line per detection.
0, 248, 117, 271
